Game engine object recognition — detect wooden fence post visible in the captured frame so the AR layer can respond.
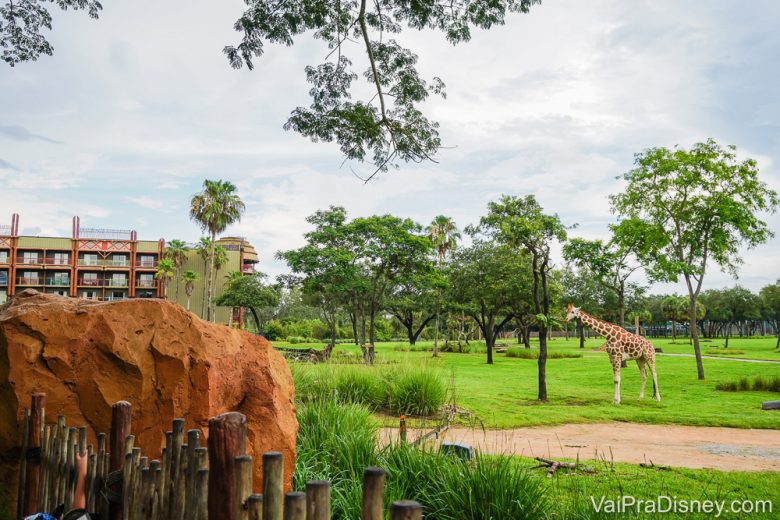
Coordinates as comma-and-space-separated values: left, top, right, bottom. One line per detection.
234, 455, 253, 520
195, 468, 209, 520
305, 480, 330, 520
361, 467, 385, 520
109, 401, 132, 520
284, 492, 306, 520
247, 495, 263, 520
263, 452, 283, 520
16, 408, 30, 519
22, 393, 46, 516
389, 500, 423, 520
207, 412, 247, 520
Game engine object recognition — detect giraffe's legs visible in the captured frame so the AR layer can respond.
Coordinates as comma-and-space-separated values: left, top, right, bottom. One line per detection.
648, 357, 660, 401
609, 352, 621, 404
636, 358, 647, 400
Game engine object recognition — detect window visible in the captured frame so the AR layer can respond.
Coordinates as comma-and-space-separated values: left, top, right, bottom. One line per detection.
0, 291, 7, 304
0, 251, 8, 263
21, 271, 40, 284
109, 255, 128, 266
138, 273, 154, 287
53, 252, 69, 265
82, 272, 99, 286
111, 291, 125, 300
83, 290, 98, 300
82, 254, 99, 266
50, 272, 69, 286
109, 274, 127, 287
54, 290, 68, 296
0, 271, 7, 285
138, 255, 156, 267
22, 251, 39, 264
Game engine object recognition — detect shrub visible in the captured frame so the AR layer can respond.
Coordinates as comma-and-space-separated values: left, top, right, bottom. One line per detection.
287, 336, 306, 344
705, 349, 746, 356
716, 375, 780, 392
387, 366, 447, 416
264, 319, 285, 340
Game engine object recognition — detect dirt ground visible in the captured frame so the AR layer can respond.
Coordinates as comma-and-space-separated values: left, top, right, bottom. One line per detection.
381, 423, 780, 471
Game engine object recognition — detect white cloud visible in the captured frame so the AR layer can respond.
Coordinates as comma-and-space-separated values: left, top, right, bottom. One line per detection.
125, 196, 164, 210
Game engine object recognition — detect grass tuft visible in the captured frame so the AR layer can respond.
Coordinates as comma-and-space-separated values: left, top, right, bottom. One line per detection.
715, 374, 780, 393
506, 347, 582, 359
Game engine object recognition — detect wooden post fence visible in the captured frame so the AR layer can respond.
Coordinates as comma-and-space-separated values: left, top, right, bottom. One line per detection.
15, 392, 424, 519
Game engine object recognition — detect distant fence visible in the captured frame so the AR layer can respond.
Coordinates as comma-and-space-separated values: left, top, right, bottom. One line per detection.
15, 393, 422, 520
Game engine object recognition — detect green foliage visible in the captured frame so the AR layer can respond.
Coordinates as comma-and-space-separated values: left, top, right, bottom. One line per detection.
1, 0, 102, 66
225, 1, 540, 176
716, 375, 780, 392
294, 397, 549, 520
387, 366, 446, 416
265, 319, 285, 340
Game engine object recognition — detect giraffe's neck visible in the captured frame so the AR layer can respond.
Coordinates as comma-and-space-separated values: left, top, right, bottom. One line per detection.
579, 311, 619, 336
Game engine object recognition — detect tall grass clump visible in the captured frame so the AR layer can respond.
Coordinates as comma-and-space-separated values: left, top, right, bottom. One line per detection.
294, 397, 550, 519
716, 374, 780, 392
387, 366, 447, 416
506, 348, 582, 359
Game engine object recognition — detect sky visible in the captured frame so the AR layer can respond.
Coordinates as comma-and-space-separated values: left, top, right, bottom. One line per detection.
1, 0, 779, 294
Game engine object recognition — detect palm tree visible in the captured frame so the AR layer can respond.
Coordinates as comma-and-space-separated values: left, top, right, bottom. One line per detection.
195, 237, 212, 318
155, 258, 176, 299
182, 270, 199, 311
426, 215, 461, 357
189, 179, 246, 321
164, 239, 189, 302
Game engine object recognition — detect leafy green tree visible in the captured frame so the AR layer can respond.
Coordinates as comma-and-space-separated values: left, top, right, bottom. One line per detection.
759, 281, 780, 348
165, 239, 189, 302
155, 258, 176, 299
385, 271, 440, 345
190, 180, 246, 322
447, 241, 520, 364
474, 194, 568, 401
661, 295, 687, 341
626, 309, 652, 335
225, 0, 539, 178
214, 273, 280, 333
426, 215, 461, 356
562, 237, 642, 327
195, 236, 212, 318
1, 0, 102, 66
717, 286, 761, 347
610, 139, 778, 379
181, 270, 199, 311
560, 266, 606, 348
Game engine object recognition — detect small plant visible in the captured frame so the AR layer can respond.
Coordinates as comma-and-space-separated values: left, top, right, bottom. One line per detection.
387, 366, 447, 416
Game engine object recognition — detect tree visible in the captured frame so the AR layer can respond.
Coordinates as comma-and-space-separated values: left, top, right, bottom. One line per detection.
759, 281, 780, 349
611, 139, 778, 380
1, 0, 102, 66
155, 258, 176, 299
447, 241, 519, 364
661, 295, 687, 341
718, 286, 760, 347
426, 215, 461, 356
560, 266, 606, 348
190, 180, 246, 322
214, 273, 280, 333
385, 271, 439, 345
225, 0, 540, 179
474, 194, 568, 401
165, 239, 189, 302
182, 270, 199, 311
562, 237, 642, 327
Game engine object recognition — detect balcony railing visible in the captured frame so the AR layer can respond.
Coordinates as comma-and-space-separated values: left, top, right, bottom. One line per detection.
46, 278, 70, 287
78, 278, 102, 287
103, 296, 128, 302
78, 258, 102, 266
136, 279, 158, 288
106, 279, 129, 288
0, 256, 11, 264
45, 257, 71, 265
16, 257, 44, 265
17, 277, 43, 286
135, 259, 158, 268
0, 278, 8, 287
105, 258, 130, 267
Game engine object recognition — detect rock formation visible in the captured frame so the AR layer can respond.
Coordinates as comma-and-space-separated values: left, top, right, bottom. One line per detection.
0, 290, 297, 500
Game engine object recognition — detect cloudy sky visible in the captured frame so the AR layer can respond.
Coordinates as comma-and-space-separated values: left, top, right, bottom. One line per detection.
1, 0, 779, 294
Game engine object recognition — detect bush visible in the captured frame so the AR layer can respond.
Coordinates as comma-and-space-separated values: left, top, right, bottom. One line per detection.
705, 349, 746, 356
387, 367, 447, 416
716, 375, 780, 393
505, 348, 582, 359
264, 319, 285, 340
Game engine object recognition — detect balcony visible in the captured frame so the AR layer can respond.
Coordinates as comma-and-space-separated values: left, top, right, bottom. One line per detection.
241, 264, 255, 274
102, 295, 128, 302
78, 258, 103, 267
136, 279, 158, 288
17, 277, 43, 286
0, 255, 9, 264
135, 259, 158, 268
0, 278, 7, 287
43, 257, 71, 265
105, 258, 130, 267
106, 278, 129, 288
78, 278, 103, 287
46, 277, 70, 287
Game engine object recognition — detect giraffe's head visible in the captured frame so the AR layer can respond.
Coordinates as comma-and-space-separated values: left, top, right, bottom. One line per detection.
564, 303, 581, 323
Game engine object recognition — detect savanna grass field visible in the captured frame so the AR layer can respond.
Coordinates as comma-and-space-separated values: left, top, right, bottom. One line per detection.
283, 335, 780, 519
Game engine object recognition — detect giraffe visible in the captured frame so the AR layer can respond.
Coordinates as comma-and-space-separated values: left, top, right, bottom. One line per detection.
564, 304, 660, 404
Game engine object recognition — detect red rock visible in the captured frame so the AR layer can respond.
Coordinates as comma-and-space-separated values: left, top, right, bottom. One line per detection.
0, 290, 297, 505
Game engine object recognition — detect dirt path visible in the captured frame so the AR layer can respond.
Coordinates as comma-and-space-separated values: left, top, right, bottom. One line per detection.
381, 423, 780, 471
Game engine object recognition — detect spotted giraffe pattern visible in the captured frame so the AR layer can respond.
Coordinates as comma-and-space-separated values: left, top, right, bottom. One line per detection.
565, 304, 660, 404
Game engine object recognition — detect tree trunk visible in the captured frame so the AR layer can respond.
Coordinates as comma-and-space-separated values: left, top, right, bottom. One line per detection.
578, 321, 585, 348
350, 312, 358, 345
250, 307, 261, 334
406, 322, 416, 345
207, 231, 216, 322
432, 292, 441, 357
523, 325, 531, 348
689, 296, 705, 380
187, 295, 191, 311
538, 324, 547, 401
725, 323, 731, 348
618, 290, 625, 328
671, 318, 677, 341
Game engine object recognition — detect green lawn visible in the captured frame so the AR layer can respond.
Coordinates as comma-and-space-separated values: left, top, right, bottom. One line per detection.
517, 456, 780, 519
278, 337, 780, 429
